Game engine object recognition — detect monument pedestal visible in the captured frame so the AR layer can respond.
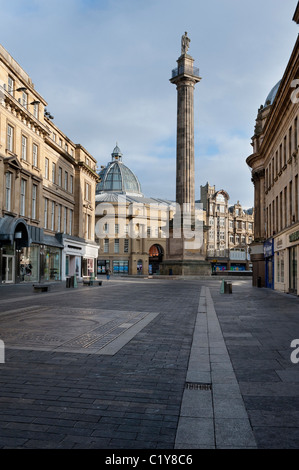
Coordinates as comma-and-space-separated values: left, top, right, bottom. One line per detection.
160, 227, 211, 276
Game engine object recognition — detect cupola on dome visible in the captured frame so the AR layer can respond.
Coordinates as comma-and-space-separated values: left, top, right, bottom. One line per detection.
96, 144, 143, 196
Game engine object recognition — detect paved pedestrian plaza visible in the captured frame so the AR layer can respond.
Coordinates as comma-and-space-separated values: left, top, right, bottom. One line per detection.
0, 277, 298, 449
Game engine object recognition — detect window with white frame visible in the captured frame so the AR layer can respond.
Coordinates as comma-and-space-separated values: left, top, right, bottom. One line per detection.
33, 102, 39, 119
63, 207, 67, 233
33, 144, 38, 167
5, 172, 12, 211
58, 167, 62, 187
44, 198, 48, 229
7, 125, 13, 152
51, 201, 55, 231
8, 76, 14, 95
20, 179, 26, 216
69, 209, 73, 236
32, 184, 37, 220
52, 162, 56, 183
64, 171, 68, 191
22, 91, 28, 109
21, 135, 27, 161
85, 182, 90, 201
45, 158, 49, 179
57, 204, 61, 232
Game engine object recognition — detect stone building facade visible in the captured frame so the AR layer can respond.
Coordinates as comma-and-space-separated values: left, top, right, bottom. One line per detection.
246, 3, 299, 294
200, 182, 254, 272
0, 43, 99, 284
95, 145, 174, 276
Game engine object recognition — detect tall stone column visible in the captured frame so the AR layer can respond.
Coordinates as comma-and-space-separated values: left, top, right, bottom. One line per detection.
170, 34, 201, 215
159, 34, 211, 276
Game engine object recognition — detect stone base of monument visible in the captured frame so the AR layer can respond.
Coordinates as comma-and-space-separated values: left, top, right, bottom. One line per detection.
159, 259, 211, 276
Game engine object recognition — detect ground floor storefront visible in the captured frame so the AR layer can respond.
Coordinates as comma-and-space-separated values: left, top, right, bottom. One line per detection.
274, 226, 299, 295
0, 216, 98, 284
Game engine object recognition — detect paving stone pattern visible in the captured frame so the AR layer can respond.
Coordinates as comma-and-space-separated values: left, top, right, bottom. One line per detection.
0, 278, 299, 449
210, 280, 299, 449
0, 279, 199, 449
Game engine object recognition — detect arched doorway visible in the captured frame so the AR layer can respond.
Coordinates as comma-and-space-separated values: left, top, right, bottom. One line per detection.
149, 244, 164, 275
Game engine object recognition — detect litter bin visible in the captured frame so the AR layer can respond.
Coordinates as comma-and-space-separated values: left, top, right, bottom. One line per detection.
66, 277, 71, 288
169, 269, 173, 276
257, 276, 262, 288
70, 275, 75, 288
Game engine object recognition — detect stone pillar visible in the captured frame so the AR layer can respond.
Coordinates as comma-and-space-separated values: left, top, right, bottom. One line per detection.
170, 52, 201, 215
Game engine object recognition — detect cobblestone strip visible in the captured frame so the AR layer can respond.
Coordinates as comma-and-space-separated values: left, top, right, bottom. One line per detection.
175, 286, 257, 449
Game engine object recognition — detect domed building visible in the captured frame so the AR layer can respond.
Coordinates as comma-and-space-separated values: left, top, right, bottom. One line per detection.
95, 145, 175, 276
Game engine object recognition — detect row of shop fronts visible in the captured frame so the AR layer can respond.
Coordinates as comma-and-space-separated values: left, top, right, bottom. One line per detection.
0, 216, 98, 284
264, 226, 299, 295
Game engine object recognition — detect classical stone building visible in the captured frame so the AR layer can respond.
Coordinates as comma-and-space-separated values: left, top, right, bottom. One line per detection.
246, 3, 299, 294
0, 43, 99, 284
199, 182, 254, 272
95, 145, 175, 276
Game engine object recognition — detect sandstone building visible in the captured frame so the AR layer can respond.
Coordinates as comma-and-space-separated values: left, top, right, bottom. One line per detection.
246, 3, 299, 294
199, 182, 254, 272
0, 44, 99, 284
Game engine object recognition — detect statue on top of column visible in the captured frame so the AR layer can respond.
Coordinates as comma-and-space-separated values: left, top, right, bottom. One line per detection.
181, 32, 190, 55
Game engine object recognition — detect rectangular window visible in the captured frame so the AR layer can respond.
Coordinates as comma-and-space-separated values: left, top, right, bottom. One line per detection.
115, 223, 119, 235
114, 239, 119, 254
22, 91, 28, 109
44, 198, 48, 229
295, 117, 298, 150
58, 167, 62, 187
7, 125, 13, 152
70, 175, 73, 194
124, 239, 129, 253
64, 171, 68, 191
57, 204, 61, 232
21, 135, 27, 161
284, 136, 287, 166
63, 207, 67, 233
20, 179, 26, 216
5, 172, 12, 211
53, 133, 56, 143
45, 158, 49, 179
104, 223, 109, 234
69, 209, 73, 236
86, 214, 91, 239
8, 76, 14, 96
85, 182, 90, 201
32, 184, 37, 220
33, 102, 39, 119
104, 239, 109, 253
52, 162, 56, 183
33, 144, 38, 167
51, 201, 55, 231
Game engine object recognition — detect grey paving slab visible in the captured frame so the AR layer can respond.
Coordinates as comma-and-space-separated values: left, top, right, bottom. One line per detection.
0, 277, 298, 449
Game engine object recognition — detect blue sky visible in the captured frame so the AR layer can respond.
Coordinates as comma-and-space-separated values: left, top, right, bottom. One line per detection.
0, 0, 298, 208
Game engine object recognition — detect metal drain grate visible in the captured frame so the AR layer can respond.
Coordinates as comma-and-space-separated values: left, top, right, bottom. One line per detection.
185, 382, 212, 391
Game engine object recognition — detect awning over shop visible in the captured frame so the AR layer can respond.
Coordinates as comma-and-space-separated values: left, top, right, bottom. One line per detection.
0, 216, 31, 247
